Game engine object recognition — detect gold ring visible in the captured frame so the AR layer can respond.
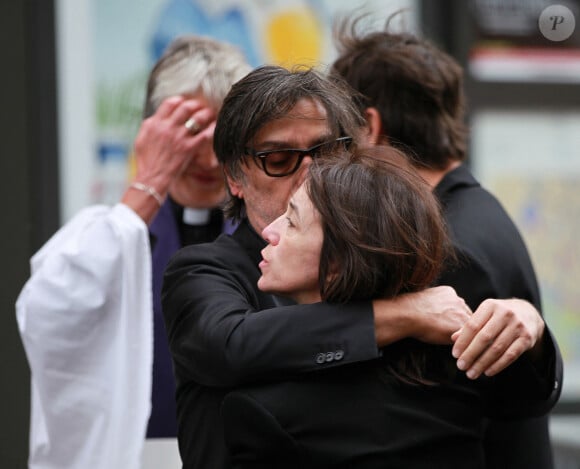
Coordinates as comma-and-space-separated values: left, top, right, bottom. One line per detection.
184, 117, 201, 135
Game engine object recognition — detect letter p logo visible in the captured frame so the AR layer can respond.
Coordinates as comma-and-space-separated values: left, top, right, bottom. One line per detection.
539, 5, 576, 41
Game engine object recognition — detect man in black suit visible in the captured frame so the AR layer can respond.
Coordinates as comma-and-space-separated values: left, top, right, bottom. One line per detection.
330, 17, 563, 469
162, 65, 561, 468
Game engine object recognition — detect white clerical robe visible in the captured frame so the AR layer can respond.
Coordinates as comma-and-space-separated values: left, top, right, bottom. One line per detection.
16, 203, 153, 469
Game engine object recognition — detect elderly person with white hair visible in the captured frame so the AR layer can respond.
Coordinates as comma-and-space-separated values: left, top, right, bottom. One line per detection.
16, 35, 250, 469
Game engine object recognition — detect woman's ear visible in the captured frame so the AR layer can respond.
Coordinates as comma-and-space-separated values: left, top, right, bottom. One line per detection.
364, 107, 387, 145
225, 167, 243, 199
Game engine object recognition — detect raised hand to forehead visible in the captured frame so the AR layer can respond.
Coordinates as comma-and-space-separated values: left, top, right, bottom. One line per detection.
132, 95, 217, 196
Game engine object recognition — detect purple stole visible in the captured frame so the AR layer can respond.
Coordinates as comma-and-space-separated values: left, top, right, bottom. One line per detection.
146, 199, 236, 437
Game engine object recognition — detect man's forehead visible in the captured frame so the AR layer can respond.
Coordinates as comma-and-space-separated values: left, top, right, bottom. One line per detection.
263, 98, 329, 126
285, 97, 328, 117
251, 99, 332, 147
253, 132, 333, 148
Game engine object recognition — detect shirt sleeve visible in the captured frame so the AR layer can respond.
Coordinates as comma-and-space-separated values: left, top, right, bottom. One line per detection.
16, 203, 153, 469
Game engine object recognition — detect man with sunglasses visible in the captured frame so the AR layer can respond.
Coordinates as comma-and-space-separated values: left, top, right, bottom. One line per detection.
161, 66, 556, 469
244, 136, 353, 177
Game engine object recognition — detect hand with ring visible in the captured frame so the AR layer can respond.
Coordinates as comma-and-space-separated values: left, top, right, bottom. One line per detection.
184, 117, 202, 135
124, 96, 218, 223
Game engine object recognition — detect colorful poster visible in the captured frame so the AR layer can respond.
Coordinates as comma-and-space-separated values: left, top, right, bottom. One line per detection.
88, 0, 417, 209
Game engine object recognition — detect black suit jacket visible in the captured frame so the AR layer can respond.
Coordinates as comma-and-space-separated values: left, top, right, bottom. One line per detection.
220, 166, 562, 469
162, 219, 379, 468
163, 167, 562, 468
434, 164, 563, 469
221, 352, 553, 469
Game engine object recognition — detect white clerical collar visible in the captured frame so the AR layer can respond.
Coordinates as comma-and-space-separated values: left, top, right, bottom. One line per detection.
183, 207, 211, 226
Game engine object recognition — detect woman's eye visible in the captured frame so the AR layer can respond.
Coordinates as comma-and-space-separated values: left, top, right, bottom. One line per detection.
285, 216, 295, 228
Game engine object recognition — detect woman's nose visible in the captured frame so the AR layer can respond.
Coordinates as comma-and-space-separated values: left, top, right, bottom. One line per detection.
262, 218, 281, 245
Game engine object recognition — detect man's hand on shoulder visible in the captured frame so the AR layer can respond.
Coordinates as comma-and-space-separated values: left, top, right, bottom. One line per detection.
451, 298, 545, 379
373, 286, 471, 346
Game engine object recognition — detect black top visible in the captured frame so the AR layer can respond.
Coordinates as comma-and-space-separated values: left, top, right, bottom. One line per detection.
224, 362, 489, 469
219, 166, 562, 469
162, 219, 379, 468
147, 198, 225, 438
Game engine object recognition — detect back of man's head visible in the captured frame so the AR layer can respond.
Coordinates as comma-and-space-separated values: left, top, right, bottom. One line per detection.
331, 14, 468, 170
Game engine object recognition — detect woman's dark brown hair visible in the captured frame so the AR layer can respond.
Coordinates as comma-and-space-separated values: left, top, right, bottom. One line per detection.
306, 144, 453, 383
307, 144, 448, 302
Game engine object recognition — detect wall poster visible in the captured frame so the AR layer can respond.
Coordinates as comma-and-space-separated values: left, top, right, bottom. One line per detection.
57, 0, 416, 221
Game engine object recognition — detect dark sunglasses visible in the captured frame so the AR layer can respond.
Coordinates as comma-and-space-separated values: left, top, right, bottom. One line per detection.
244, 136, 353, 177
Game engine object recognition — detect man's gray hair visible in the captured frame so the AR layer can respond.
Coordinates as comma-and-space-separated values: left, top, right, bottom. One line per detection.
144, 35, 251, 117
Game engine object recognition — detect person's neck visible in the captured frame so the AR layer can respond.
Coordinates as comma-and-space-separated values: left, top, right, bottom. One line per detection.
293, 291, 322, 304
416, 160, 461, 189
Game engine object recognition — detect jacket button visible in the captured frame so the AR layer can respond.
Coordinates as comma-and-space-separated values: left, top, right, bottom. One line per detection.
325, 352, 335, 362
334, 350, 344, 361
316, 353, 326, 364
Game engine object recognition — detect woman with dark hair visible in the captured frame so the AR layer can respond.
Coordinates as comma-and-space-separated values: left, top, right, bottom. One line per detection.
221, 144, 551, 468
